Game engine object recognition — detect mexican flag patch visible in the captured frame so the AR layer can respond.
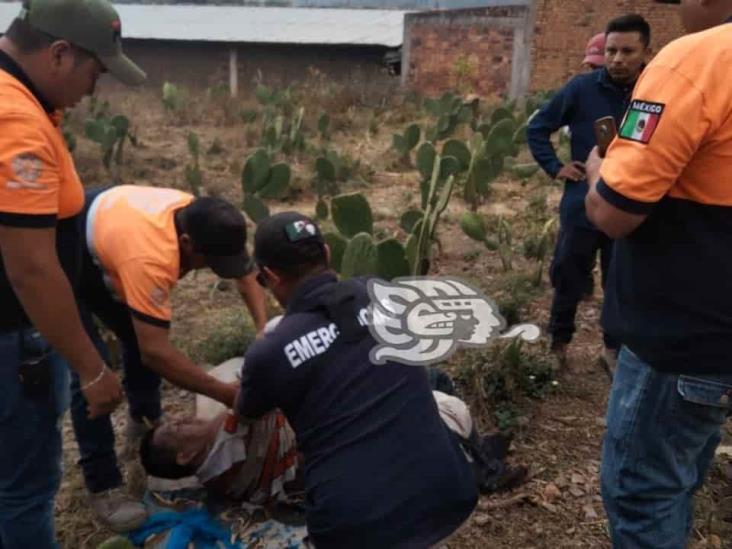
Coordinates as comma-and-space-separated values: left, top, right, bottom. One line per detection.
619, 100, 665, 144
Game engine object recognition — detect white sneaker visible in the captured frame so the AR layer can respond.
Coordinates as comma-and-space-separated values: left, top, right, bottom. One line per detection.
88, 488, 148, 533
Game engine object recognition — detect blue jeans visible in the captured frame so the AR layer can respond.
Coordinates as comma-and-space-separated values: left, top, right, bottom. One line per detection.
69, 188, 162, 493
601, 347, 731, 548
549, 224, 618, 349
0, 329, 69, 549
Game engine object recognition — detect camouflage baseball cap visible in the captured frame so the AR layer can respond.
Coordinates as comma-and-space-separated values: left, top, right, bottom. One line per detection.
19, 0, 146, 86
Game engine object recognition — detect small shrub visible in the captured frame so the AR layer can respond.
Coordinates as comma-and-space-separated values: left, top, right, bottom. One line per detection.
185, 309, 257, 365
496, 272, 539, 326
456, 339, 557, 431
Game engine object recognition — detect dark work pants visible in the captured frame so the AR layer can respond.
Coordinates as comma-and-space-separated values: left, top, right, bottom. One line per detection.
70, 189, 162, 493
548, 224, 619, 349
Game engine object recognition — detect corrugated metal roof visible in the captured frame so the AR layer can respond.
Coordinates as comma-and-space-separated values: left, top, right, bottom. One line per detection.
0, 3, 408, 47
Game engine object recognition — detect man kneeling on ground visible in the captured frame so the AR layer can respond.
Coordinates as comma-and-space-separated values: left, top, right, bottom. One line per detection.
235, 212, 479, 548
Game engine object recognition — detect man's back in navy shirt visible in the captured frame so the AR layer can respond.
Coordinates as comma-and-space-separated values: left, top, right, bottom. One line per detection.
237, 273, 477, 548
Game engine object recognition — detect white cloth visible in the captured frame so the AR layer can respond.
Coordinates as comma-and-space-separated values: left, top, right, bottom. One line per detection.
433, 391, 473, 440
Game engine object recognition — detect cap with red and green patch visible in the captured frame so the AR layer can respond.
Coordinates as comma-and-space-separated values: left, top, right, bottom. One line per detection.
18, 0, 146, 86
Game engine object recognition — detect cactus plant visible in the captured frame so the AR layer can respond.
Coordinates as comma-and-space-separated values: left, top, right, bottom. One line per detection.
324, 194, 413, 280
410, 148, 460, 276
243, 194, 269, 224
490, 106, 514, 125
313, 156, 337, 200
185, 132, 203, 197
483, 118, 517, 158
460, 211, 514, 271
392, 123, 421, 157
240, 149, 291, 224
510, 163, 541, 180
241, 149, 291, 201
312, 148, 360, 201
318, 113, 331, 140
341, 232, 377, 279
323, 231, 348, 272
162, 82, 186, 113
315, 198, 329, 220
376, 239, 411, 280
331, 192, 373, 238
84, 113, 136, 182
442, 139, 471, 172
424, 91, 476, 142
399, 209, 424, 233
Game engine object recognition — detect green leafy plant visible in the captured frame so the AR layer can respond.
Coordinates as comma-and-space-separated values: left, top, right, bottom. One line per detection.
240, 149, 291, 224
523, 218, 557, 286
456, 338, 557, 430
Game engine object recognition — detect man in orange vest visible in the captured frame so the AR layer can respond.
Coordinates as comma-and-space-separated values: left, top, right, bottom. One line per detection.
73, 184, 267, 531
0, 0, 143, 546
586, 1, 732, 545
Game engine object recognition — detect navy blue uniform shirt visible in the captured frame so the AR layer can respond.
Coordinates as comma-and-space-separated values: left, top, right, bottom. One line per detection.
528, 68, 634, 229
237, 272, 478, 549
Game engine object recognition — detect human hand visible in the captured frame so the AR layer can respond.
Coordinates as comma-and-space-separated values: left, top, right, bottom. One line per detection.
82, 366, 123, 419
556, 161, 586, 182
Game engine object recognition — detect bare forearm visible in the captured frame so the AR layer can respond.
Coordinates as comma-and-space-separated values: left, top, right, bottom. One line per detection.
237, 275, 267, 332
143, 343, 237, 407
9, 260, 103, 380
585, 182, 601, 225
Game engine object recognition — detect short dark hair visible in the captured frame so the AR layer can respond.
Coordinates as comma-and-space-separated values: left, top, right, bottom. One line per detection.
5, 18, 54, 54
139, 428, 198, 480
606, 14, 651, 47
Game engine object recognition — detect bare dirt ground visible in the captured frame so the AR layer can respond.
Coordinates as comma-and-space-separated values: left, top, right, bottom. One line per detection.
55, 82, 732, 548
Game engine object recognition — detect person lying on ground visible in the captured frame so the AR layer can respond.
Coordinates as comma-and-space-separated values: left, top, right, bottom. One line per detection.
140, 357, 299, 508
140, 355, 525, 512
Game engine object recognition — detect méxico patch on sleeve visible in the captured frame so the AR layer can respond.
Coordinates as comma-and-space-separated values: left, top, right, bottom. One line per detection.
618, 100, 665, 145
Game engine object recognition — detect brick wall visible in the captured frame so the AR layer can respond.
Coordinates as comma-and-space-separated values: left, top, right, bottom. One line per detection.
531, 0, 684, 91
404, 7, 528, 98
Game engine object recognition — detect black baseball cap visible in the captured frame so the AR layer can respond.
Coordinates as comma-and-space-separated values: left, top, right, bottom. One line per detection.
254, 212, 326, 271
654, 0, 679, 3
183, 197, 253, 279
